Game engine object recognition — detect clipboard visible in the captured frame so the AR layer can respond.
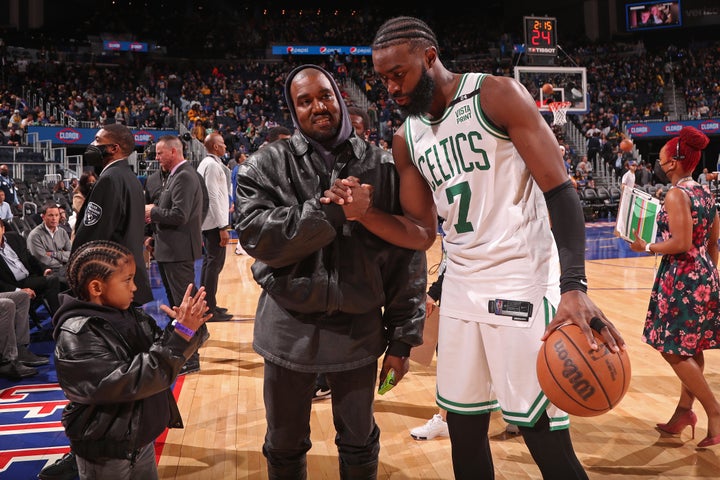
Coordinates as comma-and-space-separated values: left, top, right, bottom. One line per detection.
614, 186, 661, 244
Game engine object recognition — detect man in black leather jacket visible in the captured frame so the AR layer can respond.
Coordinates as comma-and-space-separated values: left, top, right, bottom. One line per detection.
234, 65, 427, 480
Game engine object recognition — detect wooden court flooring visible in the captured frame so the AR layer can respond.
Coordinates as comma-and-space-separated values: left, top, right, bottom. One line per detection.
157, 236, 720, 479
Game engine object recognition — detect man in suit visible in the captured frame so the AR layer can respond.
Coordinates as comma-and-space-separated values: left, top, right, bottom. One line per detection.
0, 218, 61, 315
142, 166, 168, 269
144, 135, 205, 375
71, 123, 153, 306
145, 134, 204, 308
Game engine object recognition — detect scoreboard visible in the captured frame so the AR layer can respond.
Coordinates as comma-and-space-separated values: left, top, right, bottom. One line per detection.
524, 16, 558, 56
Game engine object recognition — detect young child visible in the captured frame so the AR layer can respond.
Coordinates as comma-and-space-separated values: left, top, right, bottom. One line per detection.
53, 239, 210, 479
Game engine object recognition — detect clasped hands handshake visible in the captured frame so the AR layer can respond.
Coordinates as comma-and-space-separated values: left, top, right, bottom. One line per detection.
320, 176, 374, 220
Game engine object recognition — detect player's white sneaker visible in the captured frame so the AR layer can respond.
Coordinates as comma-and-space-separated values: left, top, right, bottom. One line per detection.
505, 423, 520, 434
410, 414, 449, 440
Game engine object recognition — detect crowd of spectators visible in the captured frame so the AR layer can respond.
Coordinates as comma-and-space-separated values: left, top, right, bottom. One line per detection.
0, 7, 717, 168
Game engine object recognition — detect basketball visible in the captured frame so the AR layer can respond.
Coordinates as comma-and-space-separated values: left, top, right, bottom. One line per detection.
619, 138, 633, 152
536, 323, 631, 417
541, 83, 554, 95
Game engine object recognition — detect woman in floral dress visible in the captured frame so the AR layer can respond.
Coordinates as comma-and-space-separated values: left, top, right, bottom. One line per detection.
630, 126, 720, 448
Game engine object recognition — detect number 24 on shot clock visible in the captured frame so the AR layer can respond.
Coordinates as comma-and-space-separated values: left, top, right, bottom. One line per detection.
524, 16, 557, 56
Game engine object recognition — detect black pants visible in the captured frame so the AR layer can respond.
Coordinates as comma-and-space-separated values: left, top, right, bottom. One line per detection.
157, 260, 195, 307
200, 227, 226, 312
21, 274, 61, 314
447, 411, 588, 480
262, 360, 380, 469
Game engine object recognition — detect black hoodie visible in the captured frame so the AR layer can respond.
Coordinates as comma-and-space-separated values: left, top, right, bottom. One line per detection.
234, 65, 427, 373
283, 64, 354, 168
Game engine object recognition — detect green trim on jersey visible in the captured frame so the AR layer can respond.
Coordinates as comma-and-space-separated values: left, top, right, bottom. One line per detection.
403, 119, 415, 165
473, 74, 510, 140
437, 395, 501, 415
435, 297, 570, 430
415, 74, 472, 126
402, 73, 510, 146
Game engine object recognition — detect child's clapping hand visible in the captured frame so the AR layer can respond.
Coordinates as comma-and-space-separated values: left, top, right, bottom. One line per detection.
160, 284, 212, 339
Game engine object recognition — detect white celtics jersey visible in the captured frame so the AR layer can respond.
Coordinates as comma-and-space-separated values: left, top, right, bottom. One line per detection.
404, 72, 560, 323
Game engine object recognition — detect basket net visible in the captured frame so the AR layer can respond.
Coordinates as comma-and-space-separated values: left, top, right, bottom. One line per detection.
549, 101, 572, 126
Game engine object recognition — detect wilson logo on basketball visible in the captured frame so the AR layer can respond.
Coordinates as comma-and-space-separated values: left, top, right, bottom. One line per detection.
552, 338, 596, 401
537, 323, 631, 417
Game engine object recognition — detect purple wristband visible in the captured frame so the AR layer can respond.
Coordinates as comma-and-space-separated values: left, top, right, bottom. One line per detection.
172, 320, 195, 337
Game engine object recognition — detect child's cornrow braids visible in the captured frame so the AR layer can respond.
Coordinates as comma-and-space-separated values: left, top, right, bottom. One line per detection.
67, 240, 132, 301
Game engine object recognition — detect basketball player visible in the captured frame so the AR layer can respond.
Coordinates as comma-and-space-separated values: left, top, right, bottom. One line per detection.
322, 16, 626, 479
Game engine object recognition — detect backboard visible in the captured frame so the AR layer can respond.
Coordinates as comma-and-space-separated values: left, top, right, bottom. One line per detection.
514, 66, 588, 114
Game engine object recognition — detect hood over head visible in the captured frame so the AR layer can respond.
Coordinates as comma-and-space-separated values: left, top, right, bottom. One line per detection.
284, 64, 353, 166
52, 293, 122, 339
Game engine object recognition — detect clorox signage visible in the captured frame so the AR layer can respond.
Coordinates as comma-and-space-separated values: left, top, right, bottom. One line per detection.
134, 130, 154, 146
627, 124, 650, 137
700, 120, 720, 133
623, 120, 720, 138
28, 126, 178, 146
663, 123, 683, 134
55, 128, 81, 143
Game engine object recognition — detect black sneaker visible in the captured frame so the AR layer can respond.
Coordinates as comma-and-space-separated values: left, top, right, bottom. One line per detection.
37, 451, 78, 480
179, 353, 200, 376
17, 345, 50, 367
0, 359, 38, 379
207, 311, 233, 322
312, 386, 331, 401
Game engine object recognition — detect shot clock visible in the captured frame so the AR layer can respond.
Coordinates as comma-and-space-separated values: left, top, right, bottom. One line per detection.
524, 16, 557, 56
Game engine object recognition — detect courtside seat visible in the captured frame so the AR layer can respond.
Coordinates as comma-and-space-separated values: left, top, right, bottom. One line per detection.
580, 188, 601, 221
595, 186, 613, 217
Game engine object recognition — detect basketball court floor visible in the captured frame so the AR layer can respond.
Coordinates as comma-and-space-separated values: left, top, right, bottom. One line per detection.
2, 220, 720, 479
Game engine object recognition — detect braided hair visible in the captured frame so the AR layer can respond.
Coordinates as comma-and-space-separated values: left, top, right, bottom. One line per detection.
67, 240, 133, 301
372, 16, 439, 53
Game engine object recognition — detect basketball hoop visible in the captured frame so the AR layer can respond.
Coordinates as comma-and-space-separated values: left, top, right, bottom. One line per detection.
549, 101, 572, 126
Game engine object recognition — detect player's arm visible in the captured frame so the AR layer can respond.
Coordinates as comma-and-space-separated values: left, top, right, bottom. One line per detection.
321, 129, 437, 251
482, 75, 626, 352
482, 75, 568, 190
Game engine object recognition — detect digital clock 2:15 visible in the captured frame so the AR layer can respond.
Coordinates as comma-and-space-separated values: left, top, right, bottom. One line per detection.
524, 16, 557, 56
